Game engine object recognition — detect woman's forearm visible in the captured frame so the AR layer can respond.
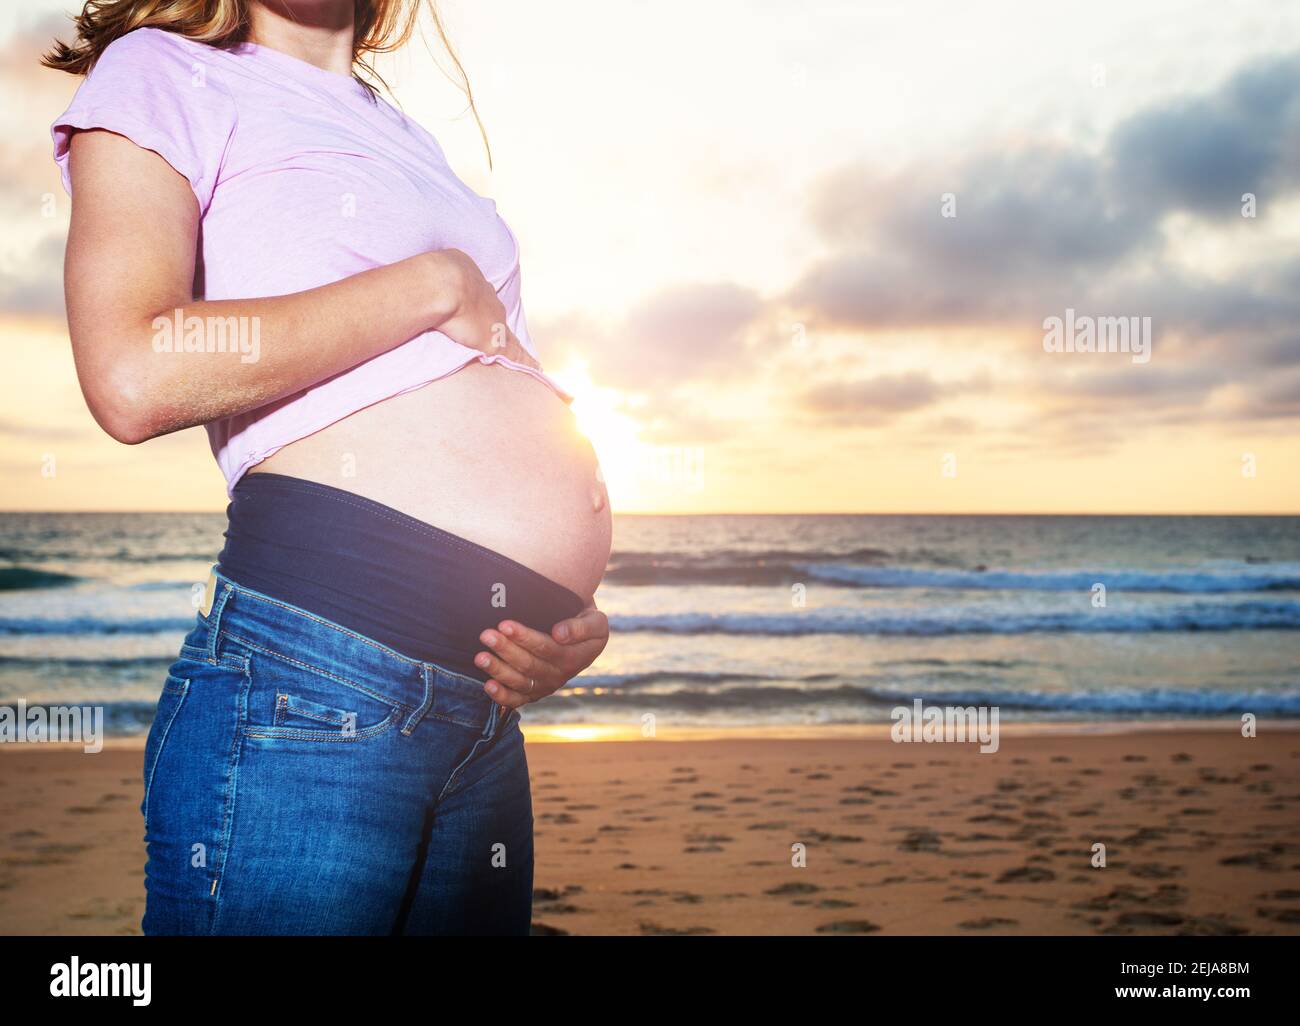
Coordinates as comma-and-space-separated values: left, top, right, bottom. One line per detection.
63, 127, 529, 445
73, 251, 456, 444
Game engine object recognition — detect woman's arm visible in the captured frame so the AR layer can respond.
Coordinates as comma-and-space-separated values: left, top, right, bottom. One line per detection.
65, 128, 534, 444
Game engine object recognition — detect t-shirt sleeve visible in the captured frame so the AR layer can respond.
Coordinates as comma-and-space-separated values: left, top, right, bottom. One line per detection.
51, 27, 237, 211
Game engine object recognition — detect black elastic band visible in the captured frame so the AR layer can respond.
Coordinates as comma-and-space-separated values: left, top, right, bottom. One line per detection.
217, 472, 586, 681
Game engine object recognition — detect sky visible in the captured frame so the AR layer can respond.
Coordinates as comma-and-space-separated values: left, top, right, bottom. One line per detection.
1, 0, 1297, 513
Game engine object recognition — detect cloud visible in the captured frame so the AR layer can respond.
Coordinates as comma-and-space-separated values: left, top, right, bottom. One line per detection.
0, 13, 80, 188
792, 51, 1300, 333
1108, 53, 1300, 218
784, 50, 1300, 436
595, 281, 764, 387
0, 232, 66, 317
0, 14, 80, 322
799, 371, 941, 421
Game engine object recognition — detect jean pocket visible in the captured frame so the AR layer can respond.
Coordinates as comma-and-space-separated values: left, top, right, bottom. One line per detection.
241, 654, 401, 743
142, 675, 190, 830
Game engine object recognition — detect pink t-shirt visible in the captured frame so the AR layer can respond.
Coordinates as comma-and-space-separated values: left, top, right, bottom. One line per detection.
51, 26, 569, 492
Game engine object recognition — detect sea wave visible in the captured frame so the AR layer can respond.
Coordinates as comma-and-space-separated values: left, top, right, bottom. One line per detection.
0, 617, 193, 637
0, 566, 82, 591
600, 554, 1300, 592
807, 564, 1300, 593
0, 654, 172, 668
573, 670, 840, 689
27, 684, 1300, 737
603, 548, 892, 585
858, 685, 1300, 716
608, 600, 1300, 636
5, 598, 1299, 639
545, 682, 1300, 717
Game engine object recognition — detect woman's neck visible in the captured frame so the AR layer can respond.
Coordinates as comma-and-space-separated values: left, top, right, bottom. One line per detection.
247, 1, 356, 77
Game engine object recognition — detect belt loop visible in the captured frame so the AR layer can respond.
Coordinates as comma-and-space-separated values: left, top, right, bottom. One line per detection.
401, 664, 435, 736
204, 575, 234, 663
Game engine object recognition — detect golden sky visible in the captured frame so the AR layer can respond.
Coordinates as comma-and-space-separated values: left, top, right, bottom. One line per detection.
1, 0, 1297, 513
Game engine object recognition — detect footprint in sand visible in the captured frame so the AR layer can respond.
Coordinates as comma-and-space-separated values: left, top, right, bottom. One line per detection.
1108, 910, 1184, 930
541, 812, 578, 825
764, 882, 819, 897
639, 922, 714, 936
996, 866, 1055, 884
803, 829, 863, 844
958, 917, 1019, 930
897, 829, 942, 853
1074, 884, 1187, 911
1175, 916, 1249, 936
1256, 906, 1300, 925
815, 920, 879, 934
1258, 889, 1300, 901
1128, 862, 1183, 879
1219, 845, 1291, 871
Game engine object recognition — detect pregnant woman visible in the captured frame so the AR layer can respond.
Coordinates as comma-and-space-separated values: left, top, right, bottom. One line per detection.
46, 0, 612, 934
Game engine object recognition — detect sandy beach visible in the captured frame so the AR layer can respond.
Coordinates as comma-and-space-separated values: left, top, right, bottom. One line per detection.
2, 726, 1299, 936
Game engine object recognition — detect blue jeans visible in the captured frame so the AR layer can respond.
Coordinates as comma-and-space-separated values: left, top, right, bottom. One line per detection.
142, 572, 534, 935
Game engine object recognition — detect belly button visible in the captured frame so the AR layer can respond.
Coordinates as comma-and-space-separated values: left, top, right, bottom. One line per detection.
590, 483, 606, 513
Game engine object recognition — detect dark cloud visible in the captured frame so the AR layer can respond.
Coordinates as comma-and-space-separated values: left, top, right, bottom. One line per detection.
1044, 364, 1222, 400
792, 51, 1300, 332
1108, 53, 1300, 218
787, 50, 1300, 433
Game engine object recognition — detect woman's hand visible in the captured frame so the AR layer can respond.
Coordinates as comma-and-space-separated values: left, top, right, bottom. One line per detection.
431, 248, 541, 371
475, 604, 610, 709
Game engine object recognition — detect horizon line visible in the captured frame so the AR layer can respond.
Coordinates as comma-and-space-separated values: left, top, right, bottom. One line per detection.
2, 509, 1298, 518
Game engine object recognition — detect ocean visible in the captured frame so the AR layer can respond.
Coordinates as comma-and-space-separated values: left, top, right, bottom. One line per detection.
2, 513, 1298, 735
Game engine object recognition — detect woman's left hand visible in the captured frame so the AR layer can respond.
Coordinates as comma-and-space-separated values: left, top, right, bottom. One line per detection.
475, 604, 610, 709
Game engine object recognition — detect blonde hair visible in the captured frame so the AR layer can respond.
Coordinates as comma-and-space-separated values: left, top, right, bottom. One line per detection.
43, 0, 491, 165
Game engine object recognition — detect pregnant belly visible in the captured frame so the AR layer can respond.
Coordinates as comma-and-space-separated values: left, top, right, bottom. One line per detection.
251, 362, 612, 602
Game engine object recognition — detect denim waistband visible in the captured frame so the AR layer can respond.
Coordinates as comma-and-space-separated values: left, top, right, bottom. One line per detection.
199, 569, 508, 736
215, 472, 586, 681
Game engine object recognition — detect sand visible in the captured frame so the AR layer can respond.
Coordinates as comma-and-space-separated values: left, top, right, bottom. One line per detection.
3, 727, 1299, 936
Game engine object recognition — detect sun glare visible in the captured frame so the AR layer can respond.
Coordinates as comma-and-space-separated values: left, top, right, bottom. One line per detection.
550, 359, 648, 509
